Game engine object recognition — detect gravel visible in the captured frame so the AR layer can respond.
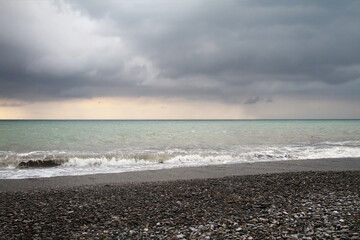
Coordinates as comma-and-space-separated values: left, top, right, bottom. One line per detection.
1, 171, 359, 239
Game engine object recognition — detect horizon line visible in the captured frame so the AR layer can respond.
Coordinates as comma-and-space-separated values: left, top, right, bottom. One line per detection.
0, 118, 359, 121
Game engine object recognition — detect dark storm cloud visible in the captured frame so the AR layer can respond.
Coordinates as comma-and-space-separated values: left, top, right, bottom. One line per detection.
0, 0, 360, 103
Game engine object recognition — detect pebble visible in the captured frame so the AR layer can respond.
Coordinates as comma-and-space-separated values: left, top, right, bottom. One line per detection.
1, 171, 359, 239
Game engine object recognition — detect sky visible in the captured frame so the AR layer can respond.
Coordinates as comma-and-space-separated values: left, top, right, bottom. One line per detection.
0, 0, 359, 119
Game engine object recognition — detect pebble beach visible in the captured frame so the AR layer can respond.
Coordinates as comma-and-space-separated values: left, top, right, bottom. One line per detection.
1, 170, 359, 239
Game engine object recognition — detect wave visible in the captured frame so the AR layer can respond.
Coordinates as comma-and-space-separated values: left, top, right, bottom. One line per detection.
1, 144, 360, 171
0, 152, 235, 169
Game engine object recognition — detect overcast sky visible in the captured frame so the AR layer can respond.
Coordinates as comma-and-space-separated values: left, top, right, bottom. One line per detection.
0, 0, 359, 119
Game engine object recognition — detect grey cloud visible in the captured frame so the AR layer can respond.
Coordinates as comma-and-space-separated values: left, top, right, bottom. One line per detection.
244, 97, 261, 105
244, 96, 272, 105
0, 0, 360, 104
0, 102, 27, 107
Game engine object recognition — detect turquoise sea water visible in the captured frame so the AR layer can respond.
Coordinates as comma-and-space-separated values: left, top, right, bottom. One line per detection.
0, 120, 359, 179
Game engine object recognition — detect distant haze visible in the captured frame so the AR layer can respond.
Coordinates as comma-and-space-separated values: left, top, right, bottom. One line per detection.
0, 0, 359, 119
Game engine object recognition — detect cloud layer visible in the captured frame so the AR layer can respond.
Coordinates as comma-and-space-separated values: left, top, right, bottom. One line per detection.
0, 0, 360, 106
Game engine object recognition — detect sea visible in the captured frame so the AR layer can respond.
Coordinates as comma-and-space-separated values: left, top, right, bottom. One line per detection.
0, 120, 359, 179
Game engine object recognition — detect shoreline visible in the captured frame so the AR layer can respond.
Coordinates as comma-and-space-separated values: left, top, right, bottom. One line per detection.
1, 158, 359, 192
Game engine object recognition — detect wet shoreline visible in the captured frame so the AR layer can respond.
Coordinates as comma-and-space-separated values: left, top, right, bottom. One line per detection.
1, 158, 360, 192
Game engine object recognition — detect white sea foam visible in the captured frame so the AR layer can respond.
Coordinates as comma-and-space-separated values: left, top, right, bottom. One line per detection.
1, 143, 360, 179
64, 157, 155, 167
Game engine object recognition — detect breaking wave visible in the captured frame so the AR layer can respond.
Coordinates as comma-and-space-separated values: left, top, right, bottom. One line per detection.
0, 141, 360, 179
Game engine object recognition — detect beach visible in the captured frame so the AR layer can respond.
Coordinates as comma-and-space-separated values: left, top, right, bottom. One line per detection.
1, 159, 360, 239
1, 0, 360, 237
